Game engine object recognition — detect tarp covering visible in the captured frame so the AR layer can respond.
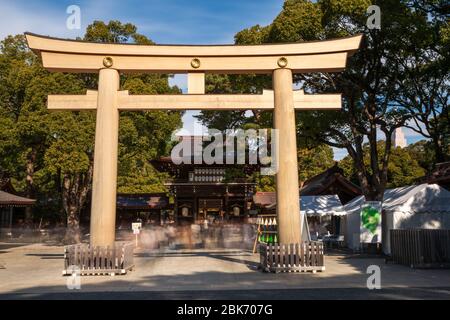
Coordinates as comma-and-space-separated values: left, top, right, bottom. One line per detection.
343, 184, 450, 253
266, 195, 345, 216
300, 195, 346, 216
344, 184, 450, 215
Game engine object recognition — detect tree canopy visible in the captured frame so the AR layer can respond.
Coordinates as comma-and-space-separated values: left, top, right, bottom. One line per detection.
0, 21, 183, 242
339, 141, 426, 188
196, 0, 449, 200
0, 3, 448, 242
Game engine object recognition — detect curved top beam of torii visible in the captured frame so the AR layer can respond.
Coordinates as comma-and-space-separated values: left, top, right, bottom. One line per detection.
25, 32, 362, 74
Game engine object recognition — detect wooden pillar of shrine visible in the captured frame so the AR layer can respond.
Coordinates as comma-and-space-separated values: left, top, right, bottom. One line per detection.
90, 68, 120, 247
273, 68, 302, 244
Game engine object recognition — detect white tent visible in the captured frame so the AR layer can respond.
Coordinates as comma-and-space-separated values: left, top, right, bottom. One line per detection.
343, 184, 450, 254
266, 195, 345, 241
301, 195, 346, 241
266, 195, 345, 216
300, 195, 346, 216
270, 195, 346, 240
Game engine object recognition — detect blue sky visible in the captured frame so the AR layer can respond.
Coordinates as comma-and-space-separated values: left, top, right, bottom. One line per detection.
0, 0, 425, 160
0, 0, 283, 43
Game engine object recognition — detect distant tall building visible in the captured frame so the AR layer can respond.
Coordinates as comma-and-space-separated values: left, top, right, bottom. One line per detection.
392, 127, 407, 148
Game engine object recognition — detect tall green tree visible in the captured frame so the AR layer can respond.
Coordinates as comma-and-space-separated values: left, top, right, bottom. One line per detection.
392, 1, 449, 163
404, 138, 448, 173
297, 144, 335, 184
41, 75, 95, 242
287, 0, 426, 200
0, 35, 47, 224
83, 21, 183, 195
0, 21, 183, 243
197, 0, 446, 201
340, 141, 426, 188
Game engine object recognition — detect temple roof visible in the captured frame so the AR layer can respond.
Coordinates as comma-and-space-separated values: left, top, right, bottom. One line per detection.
418, 161, 450, 190
151, 157, 259, 176
300, 163, 362, 198
0, 178, 16, 194
0, 191, 36, 207
253, 164, 362, 207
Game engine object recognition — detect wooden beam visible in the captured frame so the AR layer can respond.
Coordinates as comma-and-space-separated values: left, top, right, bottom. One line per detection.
294, 90, 341, 110
26, 33, 361, 73
39, 51, 349, 74
47, 94, 97, 110
26, 33, 362, 58
47, 90, 341, 111
118, 92, 275, 110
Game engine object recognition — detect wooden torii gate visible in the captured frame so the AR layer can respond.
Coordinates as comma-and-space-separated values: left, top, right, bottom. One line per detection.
26, 33, 362, 248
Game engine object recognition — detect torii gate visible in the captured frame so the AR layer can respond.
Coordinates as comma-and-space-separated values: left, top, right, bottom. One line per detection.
26, 33, 362, 248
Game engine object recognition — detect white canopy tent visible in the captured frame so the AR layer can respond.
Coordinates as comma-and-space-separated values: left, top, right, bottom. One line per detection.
266, 195, 345, 216
300, 195, 346, 216
267, 195, 346, 240
343, 184, 450, 254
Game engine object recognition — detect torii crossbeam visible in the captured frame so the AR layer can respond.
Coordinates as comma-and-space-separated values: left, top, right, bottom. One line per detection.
26, 33, 362, 247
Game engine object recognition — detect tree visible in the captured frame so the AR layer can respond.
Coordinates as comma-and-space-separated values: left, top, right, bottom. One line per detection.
294, 0, 431, 200
42, 79, 95, 242
0, 35, 48, 224
405, 139, 439, 172
297, 144, 335, 184
68, 20, 182, 241
0, 35, 95, 240
83, 21, 183, 195
198, 0, 443, 200
392, 1, 449, 163
0, 21, 183, 243
340, 141, 426, 188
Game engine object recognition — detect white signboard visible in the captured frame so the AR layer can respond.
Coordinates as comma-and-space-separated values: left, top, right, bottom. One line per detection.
132, 222, 142, 234
360, 201, 382, 244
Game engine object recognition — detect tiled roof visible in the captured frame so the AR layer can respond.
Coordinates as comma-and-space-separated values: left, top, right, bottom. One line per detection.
300, 163, 361, 196
253, 165, 362, 207
419, 161, 450, 187
0, 191, 36, 207
0, 178, 16, 194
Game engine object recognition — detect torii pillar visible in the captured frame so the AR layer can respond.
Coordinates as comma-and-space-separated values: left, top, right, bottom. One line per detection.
273, 68, 301, 244
90, 68, 120, 247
